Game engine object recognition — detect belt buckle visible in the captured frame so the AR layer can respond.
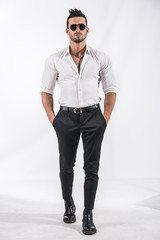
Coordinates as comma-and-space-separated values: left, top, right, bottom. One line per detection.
73, 108, 82, 114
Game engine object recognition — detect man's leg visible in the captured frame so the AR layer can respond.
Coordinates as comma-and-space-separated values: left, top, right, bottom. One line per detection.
81, 106, 107, 234
81, 107, 106, 210
53, 108, 80, 223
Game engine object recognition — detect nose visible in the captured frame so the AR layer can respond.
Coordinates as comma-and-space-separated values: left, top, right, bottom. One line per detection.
76, 26, 81, 31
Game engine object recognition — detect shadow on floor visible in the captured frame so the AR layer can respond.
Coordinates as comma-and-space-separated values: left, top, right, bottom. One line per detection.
136, 194, 160, 211
0, 212, 83, 234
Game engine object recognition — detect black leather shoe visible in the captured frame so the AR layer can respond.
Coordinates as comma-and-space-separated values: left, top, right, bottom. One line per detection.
63, 196, 76, 223
82, 209, 97, 235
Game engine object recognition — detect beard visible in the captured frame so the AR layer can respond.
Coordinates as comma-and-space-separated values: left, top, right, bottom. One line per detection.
69, 33, 87, 43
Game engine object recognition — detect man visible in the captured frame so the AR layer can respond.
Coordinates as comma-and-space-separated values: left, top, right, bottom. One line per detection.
40, 8, 117, 235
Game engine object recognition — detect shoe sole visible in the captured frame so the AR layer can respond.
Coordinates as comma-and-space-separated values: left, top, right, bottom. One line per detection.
82, 229, 97, 235
63, 218, 76, 223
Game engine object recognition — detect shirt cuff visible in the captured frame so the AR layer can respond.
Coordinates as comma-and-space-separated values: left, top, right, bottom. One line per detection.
103, 87, 118, 94
39, 89, 53, 95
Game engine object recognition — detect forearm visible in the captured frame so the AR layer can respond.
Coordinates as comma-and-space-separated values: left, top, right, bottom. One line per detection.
41, 92, 55, 123
103, 92, 117, 124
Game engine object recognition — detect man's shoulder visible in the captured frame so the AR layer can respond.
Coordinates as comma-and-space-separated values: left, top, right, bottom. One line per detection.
88, 45, 108, 58
45, 47, 68, 62
88, 45, 108, 61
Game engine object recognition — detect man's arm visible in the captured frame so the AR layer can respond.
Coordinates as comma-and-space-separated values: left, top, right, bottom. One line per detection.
103, 92, 117, 125
41, 92, 55, 124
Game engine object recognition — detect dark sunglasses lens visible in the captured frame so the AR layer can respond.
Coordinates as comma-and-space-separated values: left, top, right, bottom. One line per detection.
79, 24, 86, 30
70, 24, 77, 31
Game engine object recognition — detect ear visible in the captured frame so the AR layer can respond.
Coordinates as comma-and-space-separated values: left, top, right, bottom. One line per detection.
65, 28, 69, 35
86, 27, 89, 33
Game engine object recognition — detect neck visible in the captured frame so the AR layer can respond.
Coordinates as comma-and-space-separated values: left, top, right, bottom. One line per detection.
69, 41, 86, 57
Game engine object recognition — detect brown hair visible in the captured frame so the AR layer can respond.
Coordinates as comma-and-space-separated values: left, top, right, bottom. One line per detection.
66, 8, 88, 28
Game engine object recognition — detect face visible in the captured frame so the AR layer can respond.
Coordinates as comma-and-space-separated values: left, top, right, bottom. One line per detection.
66, 17, 89, 43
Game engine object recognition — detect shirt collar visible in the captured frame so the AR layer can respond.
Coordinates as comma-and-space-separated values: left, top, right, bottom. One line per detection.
64, 44, 90, 56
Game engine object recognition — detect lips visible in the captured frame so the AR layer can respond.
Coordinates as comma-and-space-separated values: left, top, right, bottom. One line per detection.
75, 33, 81, 36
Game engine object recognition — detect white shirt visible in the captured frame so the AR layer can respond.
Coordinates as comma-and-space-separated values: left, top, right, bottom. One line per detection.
40, 44, 117, 108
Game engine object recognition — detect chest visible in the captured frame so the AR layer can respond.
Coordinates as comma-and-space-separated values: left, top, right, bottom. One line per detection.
71, 55, 84, 72
56, 54, 100, 78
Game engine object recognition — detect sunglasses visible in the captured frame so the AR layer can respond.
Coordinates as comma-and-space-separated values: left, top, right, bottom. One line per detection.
69, 24, 86, 31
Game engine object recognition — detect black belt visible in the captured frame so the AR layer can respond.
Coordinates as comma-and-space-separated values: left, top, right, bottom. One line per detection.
60, 103, 100, 114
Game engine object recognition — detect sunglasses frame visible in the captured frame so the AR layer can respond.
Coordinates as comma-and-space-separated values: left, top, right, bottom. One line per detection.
69, 23, 86, 31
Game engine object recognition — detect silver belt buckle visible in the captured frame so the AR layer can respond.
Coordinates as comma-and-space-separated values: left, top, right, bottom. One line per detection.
73, 108, 82, 114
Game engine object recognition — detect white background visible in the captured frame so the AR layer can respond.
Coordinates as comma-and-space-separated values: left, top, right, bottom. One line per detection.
0, 0, 160, 203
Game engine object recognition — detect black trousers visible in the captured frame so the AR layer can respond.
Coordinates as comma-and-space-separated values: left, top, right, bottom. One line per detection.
52, 103, 107, 210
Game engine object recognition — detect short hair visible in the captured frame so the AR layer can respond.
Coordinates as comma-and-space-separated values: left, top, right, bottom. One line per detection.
66, 8, 88, 28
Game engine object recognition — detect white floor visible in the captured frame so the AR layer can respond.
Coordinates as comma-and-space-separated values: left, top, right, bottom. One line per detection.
0, 179, 160, 240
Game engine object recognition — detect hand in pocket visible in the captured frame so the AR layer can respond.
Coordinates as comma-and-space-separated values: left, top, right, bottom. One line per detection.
52, 116, 55, 125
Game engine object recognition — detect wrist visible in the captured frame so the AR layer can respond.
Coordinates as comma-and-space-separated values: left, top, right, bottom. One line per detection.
103, 113, 110, 124
48, 112, 55, 123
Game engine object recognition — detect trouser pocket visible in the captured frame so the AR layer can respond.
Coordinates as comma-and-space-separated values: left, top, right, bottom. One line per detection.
98, 108, 107, 127
52, 110, 60, 126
